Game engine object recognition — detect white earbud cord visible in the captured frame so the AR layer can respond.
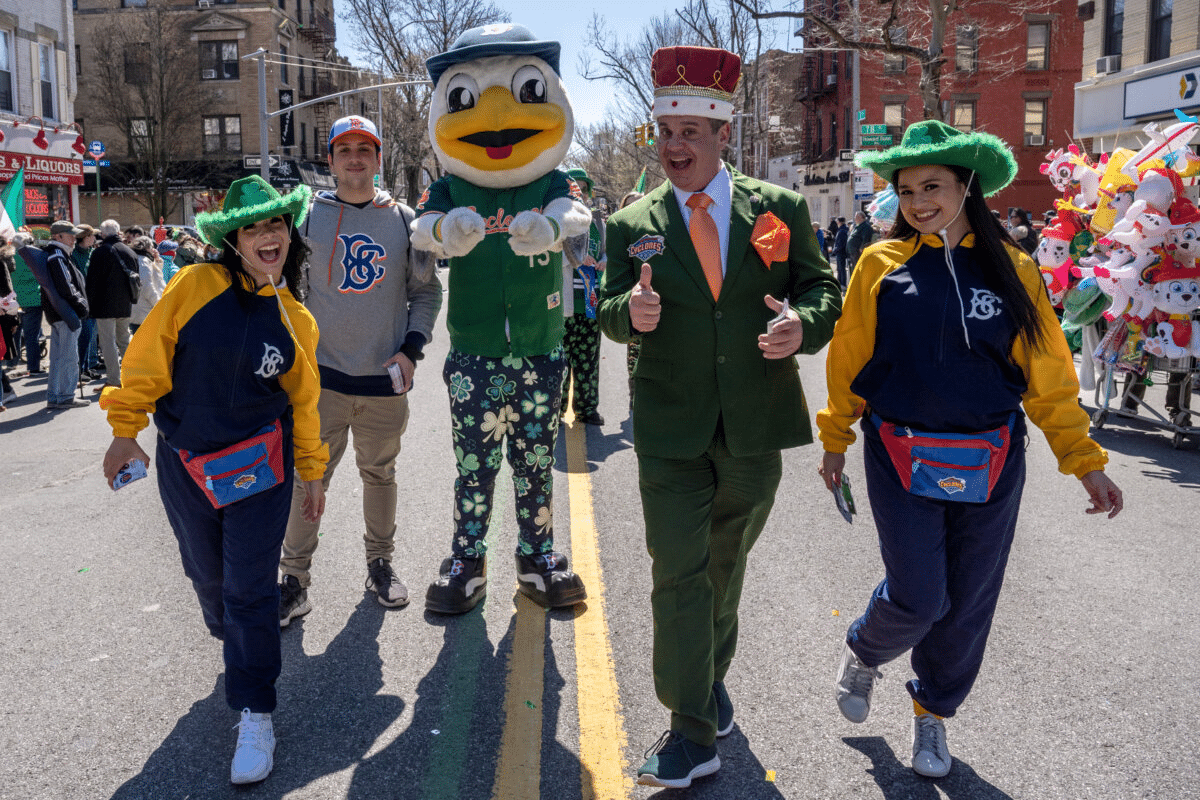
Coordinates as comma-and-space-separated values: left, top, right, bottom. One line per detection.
229, 225, 301, 346
937, 170, 976, 350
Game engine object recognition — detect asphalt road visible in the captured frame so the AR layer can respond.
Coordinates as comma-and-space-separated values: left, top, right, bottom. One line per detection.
2, 290, 1198, 800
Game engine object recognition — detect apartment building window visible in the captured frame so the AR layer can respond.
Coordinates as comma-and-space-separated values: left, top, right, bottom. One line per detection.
122, 0, 148, 6
831, 114, 838, 155
1024, 98, 1047, 144
883, 101, 906, 135
953, 100, 976, 131
130, 118, 151, 153
203, 115, 242, 154
1149, 0, 1172, 62
296, 0, 304, 24
1103, 0, 1123, 56
1026, 22, 1049, 70
955, 26, 978, 72
884, 27, 907, 74
75, 45, 81, 77
815, 118, 822, 159
300, 122, 307, 159
38, 43, 56, 120
280, 45, 289, 84
0, 31, 13, 113
199, 41, 239, 80
124, 44, 149, 84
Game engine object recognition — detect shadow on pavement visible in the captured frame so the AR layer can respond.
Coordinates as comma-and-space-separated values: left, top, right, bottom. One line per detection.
843, 735, 1014, 800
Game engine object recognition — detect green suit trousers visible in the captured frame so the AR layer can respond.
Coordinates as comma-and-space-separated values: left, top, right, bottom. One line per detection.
638, 425, 782, 746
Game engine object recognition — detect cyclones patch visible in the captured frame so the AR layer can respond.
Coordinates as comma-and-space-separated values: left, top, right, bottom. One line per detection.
628, 234, 665, 263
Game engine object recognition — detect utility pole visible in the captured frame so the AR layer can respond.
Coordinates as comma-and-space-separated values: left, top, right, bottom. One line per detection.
244, 48, 271, 182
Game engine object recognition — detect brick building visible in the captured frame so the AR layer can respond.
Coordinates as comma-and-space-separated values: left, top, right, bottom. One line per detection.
73, 0, 361, 227
0, 0, 82, 229
1074, 0, 1200, 160
779, 0, 1085, 224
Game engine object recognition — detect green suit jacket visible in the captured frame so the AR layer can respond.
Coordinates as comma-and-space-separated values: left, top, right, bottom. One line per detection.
598, 167, 842, 460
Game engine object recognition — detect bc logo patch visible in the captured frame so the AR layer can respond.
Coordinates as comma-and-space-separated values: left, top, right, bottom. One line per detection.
337, 233, 387, 294
937, 476, 967, 494
628, 234, 665, 263
254, 343, 284, 379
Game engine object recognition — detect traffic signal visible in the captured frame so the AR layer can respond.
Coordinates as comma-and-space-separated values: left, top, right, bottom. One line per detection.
644, 123, 655, 147
634, 123, 646, 146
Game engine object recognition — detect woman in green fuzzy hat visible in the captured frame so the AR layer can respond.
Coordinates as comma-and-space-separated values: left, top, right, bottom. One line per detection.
814, 119, 1123, 780
99, 174, 327, 786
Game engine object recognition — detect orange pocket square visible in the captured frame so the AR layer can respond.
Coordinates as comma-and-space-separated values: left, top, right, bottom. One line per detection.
752, 212, 790, 268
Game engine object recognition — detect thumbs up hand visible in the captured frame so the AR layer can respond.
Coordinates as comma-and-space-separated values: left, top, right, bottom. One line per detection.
758, 294, 803, 359
629, 263, 661, 332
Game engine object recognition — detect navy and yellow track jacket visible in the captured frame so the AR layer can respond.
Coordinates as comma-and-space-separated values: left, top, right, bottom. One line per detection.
100, 263, 329, 482
816, 234, 1107, 479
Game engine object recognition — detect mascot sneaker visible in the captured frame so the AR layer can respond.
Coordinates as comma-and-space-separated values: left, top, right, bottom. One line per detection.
515, 551, 587, 608
425, 556, 487, 614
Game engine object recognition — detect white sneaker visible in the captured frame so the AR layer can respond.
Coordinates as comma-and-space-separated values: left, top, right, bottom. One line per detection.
230, 708, 275, 784
835, 643, 881, 723
911, 713, 952, 778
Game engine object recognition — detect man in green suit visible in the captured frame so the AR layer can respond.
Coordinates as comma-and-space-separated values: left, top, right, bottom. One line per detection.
598, 45, 842, 789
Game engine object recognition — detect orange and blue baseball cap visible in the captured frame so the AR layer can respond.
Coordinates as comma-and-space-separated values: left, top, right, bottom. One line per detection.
328, 115, 381, 152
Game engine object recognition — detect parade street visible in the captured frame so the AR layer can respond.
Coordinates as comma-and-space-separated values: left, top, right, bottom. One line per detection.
2, 290, 1198, 800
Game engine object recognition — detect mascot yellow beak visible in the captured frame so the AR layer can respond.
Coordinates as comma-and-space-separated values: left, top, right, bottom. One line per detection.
435, 85, 567, 174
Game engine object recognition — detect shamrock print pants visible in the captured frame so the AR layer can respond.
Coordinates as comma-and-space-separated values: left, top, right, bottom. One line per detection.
562, 315, 601, 415
443, 346, 566, 559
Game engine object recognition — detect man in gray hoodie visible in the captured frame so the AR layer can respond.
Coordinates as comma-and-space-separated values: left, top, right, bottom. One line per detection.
279, 115, 442, 622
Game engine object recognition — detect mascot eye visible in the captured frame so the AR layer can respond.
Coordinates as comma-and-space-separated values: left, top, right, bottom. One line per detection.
1184, 229, 1198, 242
512, 65, 547, 104
445, 73, 479, 113
1169, 280, 1184, 293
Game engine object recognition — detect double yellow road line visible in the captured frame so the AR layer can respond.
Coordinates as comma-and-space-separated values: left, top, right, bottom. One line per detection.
490, 414, 631, 799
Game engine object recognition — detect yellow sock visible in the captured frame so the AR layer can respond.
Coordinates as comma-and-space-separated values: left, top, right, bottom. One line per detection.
913, 700, 943, 719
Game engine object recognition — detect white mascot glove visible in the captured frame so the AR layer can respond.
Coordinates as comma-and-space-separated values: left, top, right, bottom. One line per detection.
411, 207, 487, 259
508, 197, 593, 258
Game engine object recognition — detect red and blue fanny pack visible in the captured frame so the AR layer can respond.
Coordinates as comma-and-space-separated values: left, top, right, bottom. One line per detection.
870, 412, 1015, 504
175, 420, 285, 509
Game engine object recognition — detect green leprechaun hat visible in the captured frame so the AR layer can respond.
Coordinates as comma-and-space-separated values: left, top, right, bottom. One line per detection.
195, 175, 312, 247
855, 120, 1018, 197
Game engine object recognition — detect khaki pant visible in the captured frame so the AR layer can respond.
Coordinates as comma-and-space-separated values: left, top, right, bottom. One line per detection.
280, 389, 409, 586
96, 317, 130, 387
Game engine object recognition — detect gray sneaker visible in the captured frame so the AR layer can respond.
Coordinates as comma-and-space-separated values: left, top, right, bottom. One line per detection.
835, 643, 881, 723
911, 713, 951, 778
278, 574, 311, 627
46, 398, 90, 409
366, 558, 409, 608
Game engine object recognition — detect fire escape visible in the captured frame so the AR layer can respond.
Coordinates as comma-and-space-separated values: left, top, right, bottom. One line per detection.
795, 50, 835, 165
298, 8, 337, 148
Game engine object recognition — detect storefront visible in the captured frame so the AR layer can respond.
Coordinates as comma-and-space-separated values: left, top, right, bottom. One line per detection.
0, 120, 85, 228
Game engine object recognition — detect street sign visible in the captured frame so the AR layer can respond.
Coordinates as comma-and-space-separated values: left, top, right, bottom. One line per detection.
83, 160, 111, 167
857, 109, 866, 121
839, 149, 855, 162
860, 124, 887, 135
243, 155, 281, 168
89, 140, 105, 156
861, 134, 894, 147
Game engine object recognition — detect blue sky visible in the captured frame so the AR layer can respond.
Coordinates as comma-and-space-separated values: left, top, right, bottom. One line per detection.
341, 2, 795, 129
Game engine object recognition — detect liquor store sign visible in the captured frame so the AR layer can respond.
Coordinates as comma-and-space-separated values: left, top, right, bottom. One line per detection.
0, 152, 85, 186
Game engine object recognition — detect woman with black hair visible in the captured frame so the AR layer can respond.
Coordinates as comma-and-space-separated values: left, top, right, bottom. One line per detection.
99, 175, 328, 786
815, 121, 1122, 779
1007, 206, 1039, 254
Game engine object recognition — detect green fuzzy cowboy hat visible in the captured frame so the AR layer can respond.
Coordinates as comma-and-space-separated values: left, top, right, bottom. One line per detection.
855, 120, 1018, 198
195, 175, 312, 247
566, 167, 593, 194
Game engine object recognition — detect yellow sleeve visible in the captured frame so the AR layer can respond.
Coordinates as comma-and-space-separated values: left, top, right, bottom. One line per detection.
815, 240, 905, 453
97, 264, 218, 438
276, 290, 329, 482
1009, 248, 1108, 478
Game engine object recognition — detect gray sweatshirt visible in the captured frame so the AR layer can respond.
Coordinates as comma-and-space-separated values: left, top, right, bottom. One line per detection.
301, 189, 442, 396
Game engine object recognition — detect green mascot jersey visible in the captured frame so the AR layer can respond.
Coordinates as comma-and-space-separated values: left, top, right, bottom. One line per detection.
416, 170, 578, 357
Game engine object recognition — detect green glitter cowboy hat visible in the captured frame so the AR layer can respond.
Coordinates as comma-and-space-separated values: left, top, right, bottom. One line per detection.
855, 120, 1018, 197
195, 175, 312, 247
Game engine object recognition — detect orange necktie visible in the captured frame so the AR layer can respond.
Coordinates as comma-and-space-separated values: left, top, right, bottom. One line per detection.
686, 192, 722, 301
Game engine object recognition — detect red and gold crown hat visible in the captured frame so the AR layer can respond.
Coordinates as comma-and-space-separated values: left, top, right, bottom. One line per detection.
1144, 252, 1200, 283
651, 46, 741, 122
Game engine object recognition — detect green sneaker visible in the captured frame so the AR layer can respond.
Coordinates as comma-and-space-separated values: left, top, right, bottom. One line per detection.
636, 731, 720, 788
713, 681, 734, 737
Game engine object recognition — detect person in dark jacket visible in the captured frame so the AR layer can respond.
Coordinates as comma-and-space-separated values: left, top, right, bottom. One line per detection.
832, 216, 850, 288
41, 221, 91, 409
846, 211, 876, 278
72, 224, 100, 380
86, 219, 139, 389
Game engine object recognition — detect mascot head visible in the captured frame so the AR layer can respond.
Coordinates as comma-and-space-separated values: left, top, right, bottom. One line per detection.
426, 23, 574, 190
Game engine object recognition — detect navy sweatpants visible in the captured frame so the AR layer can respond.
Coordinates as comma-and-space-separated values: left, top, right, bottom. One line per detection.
847, 415, 1027, 718
156, 434, 294, 713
